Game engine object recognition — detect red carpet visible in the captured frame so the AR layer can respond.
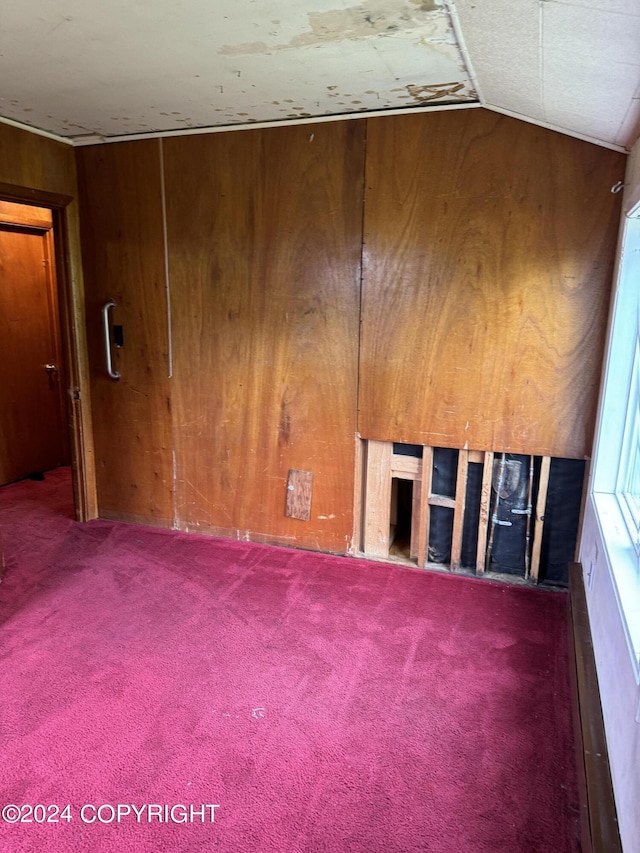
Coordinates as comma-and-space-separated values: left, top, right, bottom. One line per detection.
0, 468, 580, 852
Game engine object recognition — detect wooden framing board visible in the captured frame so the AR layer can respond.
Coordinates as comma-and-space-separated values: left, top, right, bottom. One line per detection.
359, 441, 583, 587
428, 494, 456, 509
363, 440, 393, 557
391, 454, 422, 479
416, 446, 433, 568
530, 456, 551, 582
451, 449, 469, 571
476, 451, 494, 575
351, 434, 365, 555
410, 479, 421, 560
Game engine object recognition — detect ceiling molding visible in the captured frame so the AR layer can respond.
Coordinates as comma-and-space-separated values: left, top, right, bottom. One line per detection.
444, 0, 484, 105
70, 101, 482, 147
2, 1, 637, 152
1, 98, 628, 155
0, 115, 72, 146
484, 104, 629, 154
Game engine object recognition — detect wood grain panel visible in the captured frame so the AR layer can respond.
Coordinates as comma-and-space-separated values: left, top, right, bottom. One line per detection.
0, 201, 52, 229
0, 121, 96, 520
0, 227, 67, 484
76, 140, 173, 523
285, 470, 314, 521
360, 109, 626, 458
0, 123, 76, 200
164, 122, 364, 552
362, 441, 393, 556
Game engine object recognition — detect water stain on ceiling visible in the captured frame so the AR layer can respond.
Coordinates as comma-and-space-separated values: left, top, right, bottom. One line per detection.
0, 0, 477, 140
219, 0, 447, 54
3, 0, 635, 150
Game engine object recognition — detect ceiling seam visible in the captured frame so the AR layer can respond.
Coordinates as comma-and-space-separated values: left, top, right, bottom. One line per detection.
546, 0, 640, 19
539, 0, 546, 124
444, 0, 484, 105
483, 104, 628, 154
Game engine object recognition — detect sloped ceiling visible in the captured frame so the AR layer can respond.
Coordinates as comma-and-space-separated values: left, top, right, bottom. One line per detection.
0, 0, 638, 150
454, 0, 640, 152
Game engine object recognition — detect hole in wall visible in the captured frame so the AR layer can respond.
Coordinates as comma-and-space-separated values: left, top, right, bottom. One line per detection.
487, 454, 531, 577
428, 446, 457, 564
389, 477, 413, 559
540, 458, 586, 585
461, 461, 483, 567
362, 440, 586, 585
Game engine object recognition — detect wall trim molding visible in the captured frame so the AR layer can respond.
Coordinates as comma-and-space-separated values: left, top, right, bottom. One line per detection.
568, 562, 622, 853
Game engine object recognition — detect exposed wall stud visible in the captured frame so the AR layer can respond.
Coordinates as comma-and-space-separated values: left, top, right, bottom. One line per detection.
476, 451, 494, 574
417, 446, 433, 568
530, 456, 551, 582
360, 439, 586, 586
410, 476, 422, 560
363, 440, 393, 557
351, 434, 364, 554
451, 449, 469, 571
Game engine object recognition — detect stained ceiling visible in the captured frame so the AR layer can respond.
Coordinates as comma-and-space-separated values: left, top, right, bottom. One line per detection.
0, 0, 638, 150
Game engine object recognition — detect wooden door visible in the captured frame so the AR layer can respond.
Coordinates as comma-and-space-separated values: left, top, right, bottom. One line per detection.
0, 224, 67, 485
75, 140, 174, 526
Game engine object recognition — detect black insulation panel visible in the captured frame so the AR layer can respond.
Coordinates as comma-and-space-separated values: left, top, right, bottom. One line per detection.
540, 458, 585, 585
424, 449, 585, 585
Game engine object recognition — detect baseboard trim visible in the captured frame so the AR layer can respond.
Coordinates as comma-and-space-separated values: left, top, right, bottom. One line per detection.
568, 562, 622, 853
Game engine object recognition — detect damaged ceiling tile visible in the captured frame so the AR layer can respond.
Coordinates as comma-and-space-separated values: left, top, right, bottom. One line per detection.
0, 0, 636, 149
0, 0, 476, 140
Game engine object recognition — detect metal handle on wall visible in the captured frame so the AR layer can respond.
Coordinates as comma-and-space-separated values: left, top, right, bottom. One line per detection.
102, 299, 121, 381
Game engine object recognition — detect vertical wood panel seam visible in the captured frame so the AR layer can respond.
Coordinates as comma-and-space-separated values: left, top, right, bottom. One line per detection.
352, 120, 368, 550
355, 120, 368, 435
159, 138, 173, 380
159, 138, 177, 529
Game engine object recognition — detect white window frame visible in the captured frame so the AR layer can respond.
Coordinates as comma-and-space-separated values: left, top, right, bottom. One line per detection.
616, 336, 640, 555
592, 207, 640, 674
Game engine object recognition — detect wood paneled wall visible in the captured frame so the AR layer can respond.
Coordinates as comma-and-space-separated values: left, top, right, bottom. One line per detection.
0, 123, 76, 199
0, 200, 53, 228
0, 121, 95, 518
359, 110, 625, 458
74, 109, 624, 552
164, 123, 364, 551
76, 141, 174, 524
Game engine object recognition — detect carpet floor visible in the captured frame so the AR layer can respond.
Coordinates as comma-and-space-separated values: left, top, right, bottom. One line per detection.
0, 468, 580, 852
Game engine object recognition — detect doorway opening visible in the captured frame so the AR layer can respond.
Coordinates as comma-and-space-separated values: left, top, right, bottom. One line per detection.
0, 199, 74, 516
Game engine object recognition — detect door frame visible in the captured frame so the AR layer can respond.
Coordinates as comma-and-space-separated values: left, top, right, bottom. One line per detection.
0, 181, 97, 521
